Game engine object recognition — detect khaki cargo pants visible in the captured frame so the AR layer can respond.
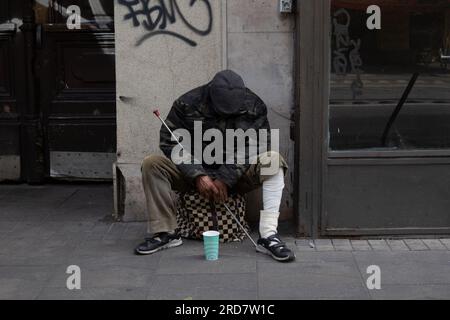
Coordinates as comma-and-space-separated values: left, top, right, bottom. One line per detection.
141, 151, 288, 234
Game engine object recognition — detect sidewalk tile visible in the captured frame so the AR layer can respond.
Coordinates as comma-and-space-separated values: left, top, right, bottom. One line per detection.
0, 265, 56, 300
147, 273, 257, 300
387, 240, 410, 251
0, 222, 18, 238
423, 239, 447, 251
121, 223, 147, 240
440, 239, 450, 250
314, 239, 335, 252
70, 240, 133, 260
368, 240, 390, 251
38, 287, 148, 300
103, 223, 128, 240
295, 239, 316, 252
47, 265, 154, 289
297, 251, 354, 263
353, 251, 450, 285
85, 222, 114, 240
3, 222, 55, 240
351, 240, 372, 251
404, 239, 429, 251
332, 239, 353, 251
67, 252, 160, 270
258, 260, 368, 299
369, 284, 450, 300
0, 238, 76, 266
157, 254, 256, 275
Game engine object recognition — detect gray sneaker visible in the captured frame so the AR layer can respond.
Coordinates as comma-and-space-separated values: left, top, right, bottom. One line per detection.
257, 234, 296, 262
135, 233, 183, 255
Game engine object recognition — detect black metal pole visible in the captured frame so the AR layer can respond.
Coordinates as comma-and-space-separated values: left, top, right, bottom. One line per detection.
381, 73, 420, 146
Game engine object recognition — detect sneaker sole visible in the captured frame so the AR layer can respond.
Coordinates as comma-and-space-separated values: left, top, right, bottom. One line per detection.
256, 245, 296, 262
136, 239, 183, 255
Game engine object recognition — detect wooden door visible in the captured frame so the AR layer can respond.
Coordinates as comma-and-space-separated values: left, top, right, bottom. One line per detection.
37, 0, 116, 180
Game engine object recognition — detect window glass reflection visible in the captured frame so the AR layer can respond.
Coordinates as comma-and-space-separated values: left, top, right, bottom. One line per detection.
330, 0, 450, 150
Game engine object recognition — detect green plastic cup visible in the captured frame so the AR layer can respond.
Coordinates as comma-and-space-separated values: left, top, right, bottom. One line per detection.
202, 231, 220, 261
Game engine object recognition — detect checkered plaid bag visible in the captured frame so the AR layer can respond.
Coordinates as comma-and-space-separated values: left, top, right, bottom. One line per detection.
176, 191, 249, 243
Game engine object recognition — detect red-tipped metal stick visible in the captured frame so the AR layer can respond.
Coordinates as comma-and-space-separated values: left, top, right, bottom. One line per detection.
153, 109, 184, 150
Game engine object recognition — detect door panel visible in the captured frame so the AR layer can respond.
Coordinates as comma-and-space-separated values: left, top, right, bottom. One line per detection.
39, 0, 117, 180
0, 124, 21, 180
326, 162, 450, 235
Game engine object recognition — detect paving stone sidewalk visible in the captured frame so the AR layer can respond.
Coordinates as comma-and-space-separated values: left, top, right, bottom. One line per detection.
0, 184, 449, 300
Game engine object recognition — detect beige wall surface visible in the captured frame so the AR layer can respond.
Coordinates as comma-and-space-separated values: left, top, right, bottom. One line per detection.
115, 0, 295, 221
227, 0, 295, 211
115, 0, 225, 164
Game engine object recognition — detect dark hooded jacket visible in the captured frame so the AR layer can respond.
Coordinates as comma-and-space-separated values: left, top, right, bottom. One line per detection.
159, 70, 271, 189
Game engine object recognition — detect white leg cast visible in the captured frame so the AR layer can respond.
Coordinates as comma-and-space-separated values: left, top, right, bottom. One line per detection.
260, 168, 285, 239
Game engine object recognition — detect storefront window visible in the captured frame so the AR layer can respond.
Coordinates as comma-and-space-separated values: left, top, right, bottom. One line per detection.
330, 0, 450, 150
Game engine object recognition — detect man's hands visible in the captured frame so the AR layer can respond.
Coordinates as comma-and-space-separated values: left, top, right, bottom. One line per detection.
196, 176, 228, 203
196, 176, 218, 200
213, 179, 228, 203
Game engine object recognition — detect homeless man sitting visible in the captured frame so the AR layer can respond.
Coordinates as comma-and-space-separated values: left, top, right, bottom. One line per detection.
136, 70, 295, 262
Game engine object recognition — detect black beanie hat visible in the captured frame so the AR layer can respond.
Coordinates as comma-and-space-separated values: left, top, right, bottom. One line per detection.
209, 70, 246, 117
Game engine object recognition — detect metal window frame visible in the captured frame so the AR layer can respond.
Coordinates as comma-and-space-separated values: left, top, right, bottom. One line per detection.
295, 0, 330, 237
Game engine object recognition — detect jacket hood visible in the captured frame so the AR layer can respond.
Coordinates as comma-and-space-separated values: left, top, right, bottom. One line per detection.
209, 70, 247, 117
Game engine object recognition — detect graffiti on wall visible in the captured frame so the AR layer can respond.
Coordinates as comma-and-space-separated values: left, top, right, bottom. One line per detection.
118, 0, 213, 47
332, 8, 364, 99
